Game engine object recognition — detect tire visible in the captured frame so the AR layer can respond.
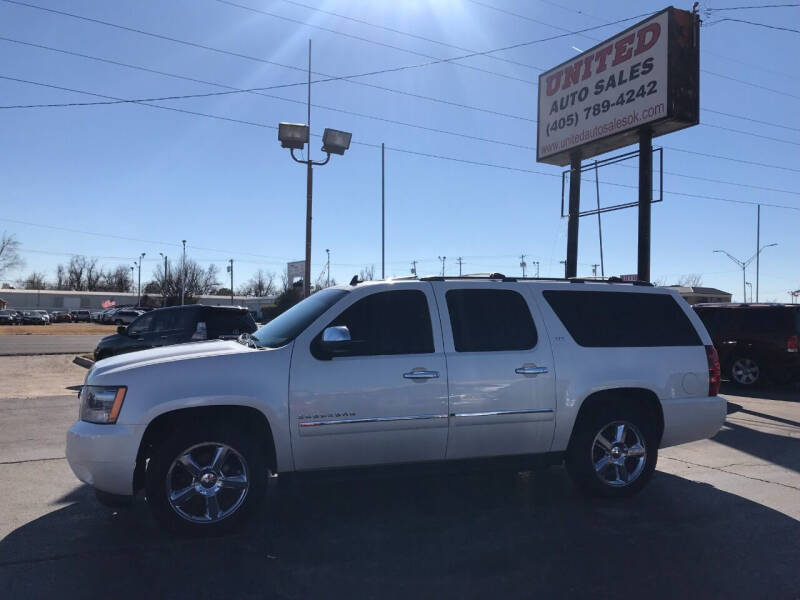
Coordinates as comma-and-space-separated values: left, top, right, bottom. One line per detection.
566, 401, 658, 498
145, 420, 268, 535
730, 356, 761, 387
114, 319, 123, 325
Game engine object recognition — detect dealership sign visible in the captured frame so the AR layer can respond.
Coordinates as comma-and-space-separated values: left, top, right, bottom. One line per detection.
537, 7, 699, 166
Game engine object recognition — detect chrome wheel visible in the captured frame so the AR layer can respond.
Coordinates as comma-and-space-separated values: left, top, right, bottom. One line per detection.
732, 358, 759, 386
166, 442, 249, 524
592, 421, 647, 487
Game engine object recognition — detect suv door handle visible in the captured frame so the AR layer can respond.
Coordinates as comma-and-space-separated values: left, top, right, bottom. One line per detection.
515, 366, 548, 375
403, 370, 440, 380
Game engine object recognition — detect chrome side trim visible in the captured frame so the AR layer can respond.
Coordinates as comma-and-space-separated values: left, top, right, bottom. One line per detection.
451, 408, 555, 418
299, 414, 448, 428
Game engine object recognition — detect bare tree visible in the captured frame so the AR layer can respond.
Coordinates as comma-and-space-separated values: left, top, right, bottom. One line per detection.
85, 258, 102, 291
19, 271, 47, 290
55, 264, 68, 290
677, 274, 703, 287
359, 265, 375, 281
148, 258, 220, 300
65, 255, 88, 290
240, 269, 275, 297
100, 265, 133, 292
0, 232, 23, 279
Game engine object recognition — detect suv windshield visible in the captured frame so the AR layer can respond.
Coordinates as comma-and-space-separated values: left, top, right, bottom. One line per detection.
252, 288, 348, 348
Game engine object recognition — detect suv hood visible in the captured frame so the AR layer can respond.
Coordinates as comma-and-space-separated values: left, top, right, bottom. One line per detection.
91, 339, 249, 378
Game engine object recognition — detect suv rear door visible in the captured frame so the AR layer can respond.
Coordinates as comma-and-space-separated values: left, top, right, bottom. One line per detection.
432, 282, 556, 459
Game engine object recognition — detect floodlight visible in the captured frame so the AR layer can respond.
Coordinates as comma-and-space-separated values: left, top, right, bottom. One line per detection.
278, 122, 309, 150
321, 128, 352, 155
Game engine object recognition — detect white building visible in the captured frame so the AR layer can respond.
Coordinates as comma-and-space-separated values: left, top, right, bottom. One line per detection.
0, 288, 272, 315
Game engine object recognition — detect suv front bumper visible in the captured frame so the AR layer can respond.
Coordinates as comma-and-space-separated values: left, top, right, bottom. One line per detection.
66, 421, 144, 496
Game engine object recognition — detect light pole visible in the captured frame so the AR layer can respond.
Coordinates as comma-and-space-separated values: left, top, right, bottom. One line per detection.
520, 254, 527, 277
277, 42, 352, 298
560, 260, 567, 278
325, 249, 330, 288
714, 243, 777, 303
533, 261, 540, 278
438, 256, 446, 276
129, 266, 134, 293
181, 240, 186, 306
135, 253, 145, 306
159, 253, 168, 307
745, 282, 753, 303
227, 259, 234, 305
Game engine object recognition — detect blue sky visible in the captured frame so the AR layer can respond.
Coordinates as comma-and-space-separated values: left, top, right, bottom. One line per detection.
1, 0, 798, 301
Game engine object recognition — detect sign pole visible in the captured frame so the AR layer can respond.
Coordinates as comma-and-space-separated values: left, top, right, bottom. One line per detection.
637, 129, 652, 282
566, 153, 581, 279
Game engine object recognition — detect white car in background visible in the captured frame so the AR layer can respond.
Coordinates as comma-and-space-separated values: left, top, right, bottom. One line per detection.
67, 277, 725, 534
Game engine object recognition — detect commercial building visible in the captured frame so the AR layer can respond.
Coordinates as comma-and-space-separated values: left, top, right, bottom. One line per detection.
665, 286, 732, 305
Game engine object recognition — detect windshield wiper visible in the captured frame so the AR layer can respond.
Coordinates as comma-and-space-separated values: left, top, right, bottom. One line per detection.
237, 332, 261, 349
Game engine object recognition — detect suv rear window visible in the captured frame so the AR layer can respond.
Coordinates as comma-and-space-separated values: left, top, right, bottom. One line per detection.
446, 289, 537, 352
206, 309, 257, 337
543, 290, 701, 347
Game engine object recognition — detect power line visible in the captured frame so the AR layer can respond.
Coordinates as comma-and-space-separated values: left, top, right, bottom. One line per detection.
6, 68, 800, 199
708, 17, 800, 33
662, 145, 800, 174
213, 0, 537, 84
701, 123, 800, 146
273, 0, 546, 72
702, 107, 800, 132
5, 36, 800, 148
708, 4, 800, 11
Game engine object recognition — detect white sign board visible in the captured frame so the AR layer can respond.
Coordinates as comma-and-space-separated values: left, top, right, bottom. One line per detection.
287, 260, 305, 283
537, 10, 670, 165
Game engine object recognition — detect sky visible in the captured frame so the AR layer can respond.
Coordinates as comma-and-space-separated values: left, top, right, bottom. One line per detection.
1, 0, 798, 302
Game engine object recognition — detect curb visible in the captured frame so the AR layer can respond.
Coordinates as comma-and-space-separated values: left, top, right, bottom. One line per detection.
73, 355, 95, 369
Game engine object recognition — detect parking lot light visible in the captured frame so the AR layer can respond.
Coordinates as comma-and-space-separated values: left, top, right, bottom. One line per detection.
321, 128, 352, 155
278, 123, 309, 150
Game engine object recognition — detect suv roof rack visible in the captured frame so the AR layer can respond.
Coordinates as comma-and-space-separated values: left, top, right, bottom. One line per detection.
419, 274, 653, 286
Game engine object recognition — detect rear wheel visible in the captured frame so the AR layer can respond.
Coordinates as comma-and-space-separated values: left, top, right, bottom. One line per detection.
145, 421, 268, 535
730, 356, 761, 387
566, 402, 658, 498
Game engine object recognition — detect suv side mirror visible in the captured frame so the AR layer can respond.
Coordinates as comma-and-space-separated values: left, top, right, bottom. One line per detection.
317, 325, 352, 359
117, 325, 128, 335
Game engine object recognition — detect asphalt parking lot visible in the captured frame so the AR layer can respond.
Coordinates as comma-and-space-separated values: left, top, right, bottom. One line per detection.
0, 357, 798, 599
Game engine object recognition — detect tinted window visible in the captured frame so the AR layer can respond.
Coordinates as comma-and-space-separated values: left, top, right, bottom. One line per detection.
544, 290, 701, 347
446, 289, 537, 352
206, 310, 257, 337
253, 288, 349, 349
128, 312, 154, 335
323, 290, 434, 357
151, 308, 197, 332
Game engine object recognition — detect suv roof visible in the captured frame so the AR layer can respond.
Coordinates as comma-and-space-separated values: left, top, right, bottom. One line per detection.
694, 303, 797, 309
377, 275, 654, 287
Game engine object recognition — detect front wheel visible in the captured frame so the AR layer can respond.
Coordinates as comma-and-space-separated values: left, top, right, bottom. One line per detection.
566, 403, 658, 498
145, 422, 268, 535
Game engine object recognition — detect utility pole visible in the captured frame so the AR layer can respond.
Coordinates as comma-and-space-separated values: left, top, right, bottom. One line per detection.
381, 142, 385, 280
591, 264, 599, 278
438, 256, 446, 277
326, 248, 330, 288
410, 260, 417, 276
129, 266, 134, 294
533, 261, 540, 278
594, 160, 605, 278
305, 39, 312, 298
756, 204, 760, 302
227, 259, 234, 305
181, 240, 186, 306
159, 253, 168, 307
519, 254, 527, 277
456, 257, 463, 276
136, 252, 145, 306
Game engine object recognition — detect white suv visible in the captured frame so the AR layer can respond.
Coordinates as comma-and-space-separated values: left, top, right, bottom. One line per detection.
67, 277, 725, 533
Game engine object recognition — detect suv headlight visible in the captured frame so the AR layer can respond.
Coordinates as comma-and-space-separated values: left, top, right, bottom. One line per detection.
79, 386, 127, 424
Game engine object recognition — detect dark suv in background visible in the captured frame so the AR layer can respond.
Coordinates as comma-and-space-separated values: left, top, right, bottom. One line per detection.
94, 304, 257, 361
693, 303, 800, 387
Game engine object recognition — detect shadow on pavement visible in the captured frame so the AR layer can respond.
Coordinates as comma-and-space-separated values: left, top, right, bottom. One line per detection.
1, 466, 798, 598
721, 382, 800, 402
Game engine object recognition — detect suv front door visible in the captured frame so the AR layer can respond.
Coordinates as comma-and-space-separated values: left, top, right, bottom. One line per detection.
433, 282, 556, 459
289, 284, 449, 470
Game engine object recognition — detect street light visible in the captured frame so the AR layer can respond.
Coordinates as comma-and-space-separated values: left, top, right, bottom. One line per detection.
159, 253, 168, 307
135, 253, 145, 306
745, 281, 753, 303
714, 243, 777, 303
278, 123, 352, 298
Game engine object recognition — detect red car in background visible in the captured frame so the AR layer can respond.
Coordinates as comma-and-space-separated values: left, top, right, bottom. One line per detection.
50, 311, 73, 323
